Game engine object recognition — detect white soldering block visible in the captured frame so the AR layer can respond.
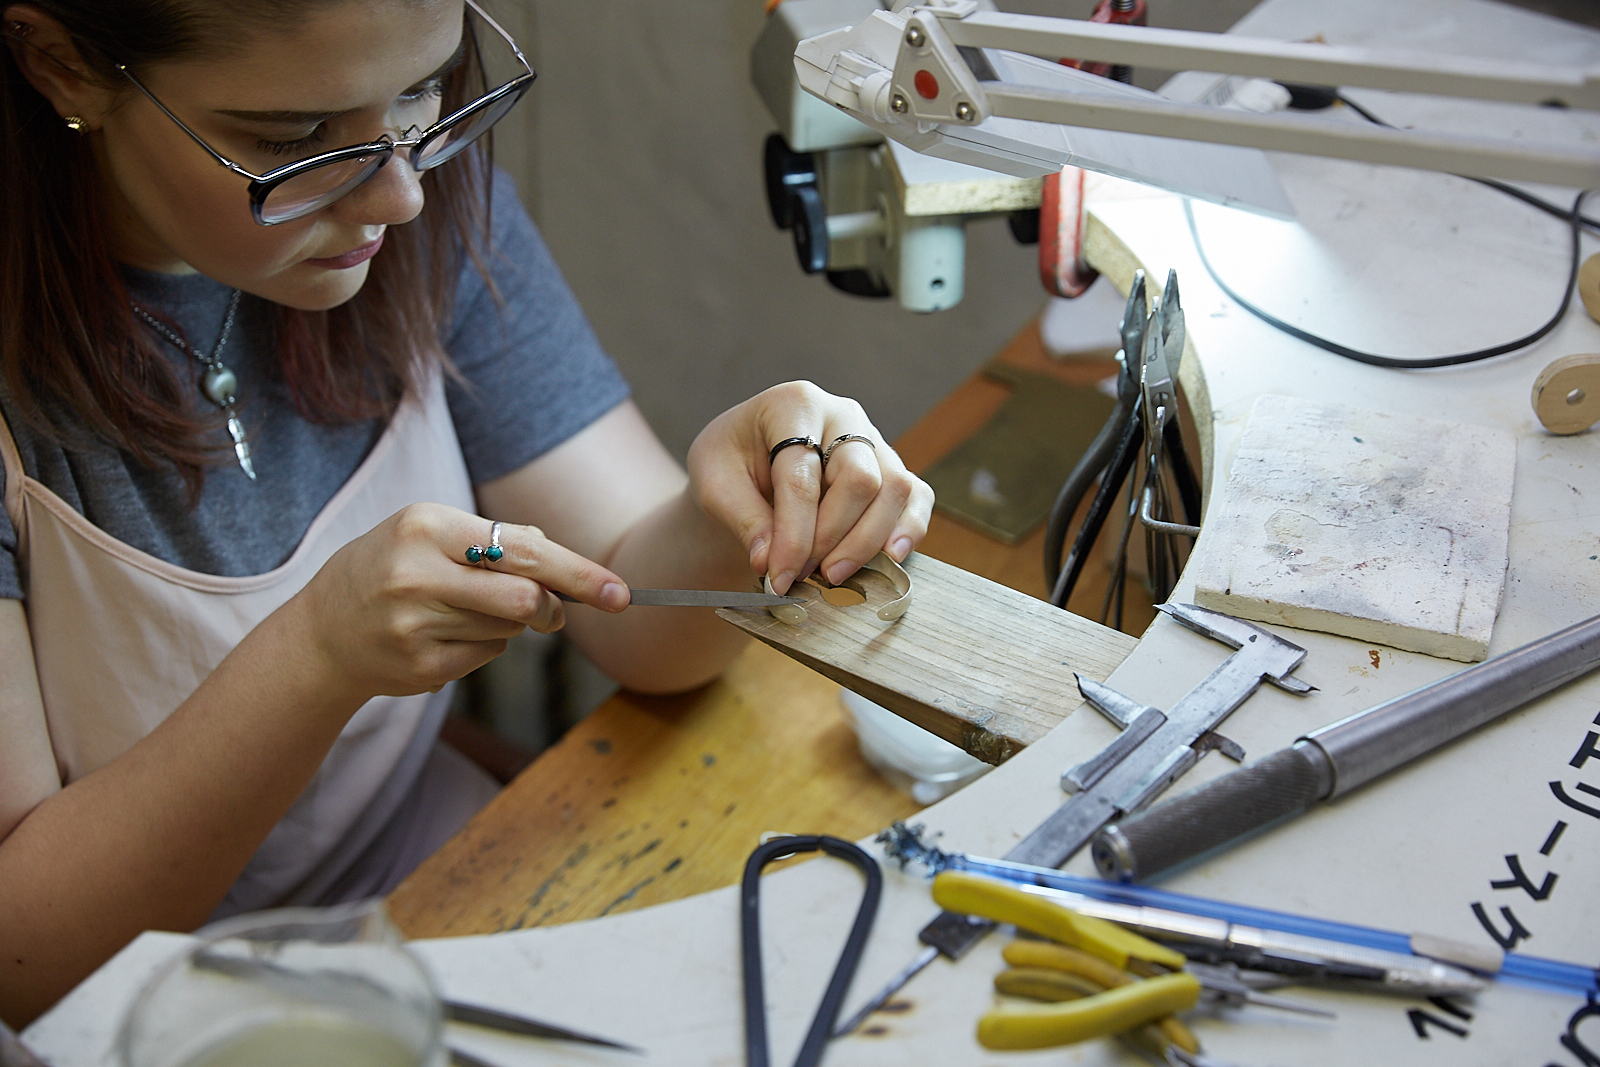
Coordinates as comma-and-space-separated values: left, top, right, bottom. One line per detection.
1191, 394, 1516, 662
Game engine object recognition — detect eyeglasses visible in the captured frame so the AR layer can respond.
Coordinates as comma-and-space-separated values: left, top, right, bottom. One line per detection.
117, 0, 534, 226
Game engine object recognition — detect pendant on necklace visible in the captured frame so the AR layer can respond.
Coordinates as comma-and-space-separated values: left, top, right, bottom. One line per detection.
202, 364, 239, 407
199, 361, 254, 480
131, 290, 256, 481
226, 416, 256, 481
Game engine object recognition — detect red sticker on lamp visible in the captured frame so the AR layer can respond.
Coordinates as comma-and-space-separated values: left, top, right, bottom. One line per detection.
914, 70, 939, 99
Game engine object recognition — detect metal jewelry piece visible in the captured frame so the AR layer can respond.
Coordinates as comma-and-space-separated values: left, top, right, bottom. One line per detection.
762, 551, 912, 624
821, 433, 875, 467
130, 290, 253, 480
767, 435, 823, 467
63, 115, 86, 132
465, 520, 504, 566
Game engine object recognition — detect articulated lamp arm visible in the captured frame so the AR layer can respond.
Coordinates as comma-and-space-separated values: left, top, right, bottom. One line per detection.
796, 4, 1600, 189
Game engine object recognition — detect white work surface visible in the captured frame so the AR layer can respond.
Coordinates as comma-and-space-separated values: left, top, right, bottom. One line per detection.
26, 0, 1600, 1064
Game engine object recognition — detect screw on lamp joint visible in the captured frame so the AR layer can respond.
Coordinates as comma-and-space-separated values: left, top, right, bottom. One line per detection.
905, 26, 926, 48
890, 93, 909, 114
954, 101, 975, 122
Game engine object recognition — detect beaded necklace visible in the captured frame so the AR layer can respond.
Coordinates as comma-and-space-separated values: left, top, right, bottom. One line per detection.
130, 290, 255, 480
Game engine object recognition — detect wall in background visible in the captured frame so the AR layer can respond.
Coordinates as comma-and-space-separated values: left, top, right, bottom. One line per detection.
497, 3, 1071, 460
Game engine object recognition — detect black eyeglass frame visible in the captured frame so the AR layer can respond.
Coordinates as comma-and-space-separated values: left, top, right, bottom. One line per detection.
116, 0, 535, 226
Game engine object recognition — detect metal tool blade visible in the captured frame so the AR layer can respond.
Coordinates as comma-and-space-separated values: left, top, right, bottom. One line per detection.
1118, 271, 1149, 369
555, 589, 803, 609
626, 588, 803, 608
832, 944, 940, 1036
1159, 269, 1186, 361
1064, 706, 1167, 794
1156, 602, 1276, 651
445, 1000, 642, 1053
1157, 603, 1317, 692
1075, 673, 1155, 729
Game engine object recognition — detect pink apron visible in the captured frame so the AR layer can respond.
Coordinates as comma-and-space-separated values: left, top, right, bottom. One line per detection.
0, 373, 488, 916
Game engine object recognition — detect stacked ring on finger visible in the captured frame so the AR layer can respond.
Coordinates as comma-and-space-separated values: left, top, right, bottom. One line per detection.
768, 435, 824, 467
465, 520, 504, 566
822, 433, 876, 467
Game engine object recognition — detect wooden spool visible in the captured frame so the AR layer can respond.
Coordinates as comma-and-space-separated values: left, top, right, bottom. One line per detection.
1581, 253, 1600, 325
1532, 353, 1600, 435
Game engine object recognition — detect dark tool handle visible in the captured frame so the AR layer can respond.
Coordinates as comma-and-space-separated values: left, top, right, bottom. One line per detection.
1051, 396, 1144, 607
741, 835, 882, 1067
1091, 744, 1332, 882
918, 909, 998, 959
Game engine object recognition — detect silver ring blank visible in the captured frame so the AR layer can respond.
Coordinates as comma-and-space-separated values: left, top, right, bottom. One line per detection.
822, 434, 876, 467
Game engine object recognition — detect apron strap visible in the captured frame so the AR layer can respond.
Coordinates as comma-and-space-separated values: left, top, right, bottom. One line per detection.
0, 405, 27, 565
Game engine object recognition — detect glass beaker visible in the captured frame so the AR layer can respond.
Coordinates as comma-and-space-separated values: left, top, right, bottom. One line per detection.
116, 900, 442, 1067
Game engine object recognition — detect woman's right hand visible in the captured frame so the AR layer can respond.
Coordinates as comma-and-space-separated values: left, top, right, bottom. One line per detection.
297, 502, 630, 702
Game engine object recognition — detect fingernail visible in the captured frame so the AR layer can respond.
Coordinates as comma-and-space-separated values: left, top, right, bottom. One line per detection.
800, 558, 820, 582
825, 559, 858, 586
773, 570, 796, 595
601, 582, 629, 611
890, 535, 913, 561
749, 537, 768, 567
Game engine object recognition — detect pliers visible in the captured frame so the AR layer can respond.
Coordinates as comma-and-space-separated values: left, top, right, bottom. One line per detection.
1043, 270, 1202, 623
932, 871, 1330, 1055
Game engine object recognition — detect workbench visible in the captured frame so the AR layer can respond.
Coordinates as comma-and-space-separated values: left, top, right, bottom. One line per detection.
386, 328, 1141, 937
24, 0, 1600, 1063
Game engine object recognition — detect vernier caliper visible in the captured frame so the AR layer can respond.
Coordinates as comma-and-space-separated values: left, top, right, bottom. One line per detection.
837, 603, 1315, 1034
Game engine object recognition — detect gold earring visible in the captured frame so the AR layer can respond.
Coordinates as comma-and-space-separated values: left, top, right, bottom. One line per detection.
64, 115, 86, 132
4, 20, 29, 38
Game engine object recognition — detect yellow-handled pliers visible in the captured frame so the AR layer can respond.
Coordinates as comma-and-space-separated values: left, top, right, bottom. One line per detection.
933, 872, 1331, 1052
934, 870, 1187, 970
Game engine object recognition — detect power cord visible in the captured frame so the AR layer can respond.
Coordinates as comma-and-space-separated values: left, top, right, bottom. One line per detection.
1332, 90, 1600, 235
1183, 91, 1595, 369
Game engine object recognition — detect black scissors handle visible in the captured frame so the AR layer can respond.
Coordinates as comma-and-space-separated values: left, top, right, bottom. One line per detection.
741, 835, 882, 1067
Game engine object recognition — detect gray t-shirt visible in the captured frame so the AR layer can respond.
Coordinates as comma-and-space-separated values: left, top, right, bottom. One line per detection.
0, 172, 629, 599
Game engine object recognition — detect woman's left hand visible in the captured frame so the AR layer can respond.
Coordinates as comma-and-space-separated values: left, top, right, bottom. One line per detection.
687, 381, 934, 594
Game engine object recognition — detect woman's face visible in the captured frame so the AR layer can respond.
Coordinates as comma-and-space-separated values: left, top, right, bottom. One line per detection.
96, 0, 465, 310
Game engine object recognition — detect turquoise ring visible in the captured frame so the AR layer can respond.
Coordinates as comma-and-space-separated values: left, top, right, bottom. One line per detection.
466, 521, 505, 566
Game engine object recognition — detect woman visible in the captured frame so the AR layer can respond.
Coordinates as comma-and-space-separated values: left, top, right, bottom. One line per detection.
0, 0, 932, 1024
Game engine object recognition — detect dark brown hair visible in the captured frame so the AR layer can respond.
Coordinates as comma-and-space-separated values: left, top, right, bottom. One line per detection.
0, 0, 493, 485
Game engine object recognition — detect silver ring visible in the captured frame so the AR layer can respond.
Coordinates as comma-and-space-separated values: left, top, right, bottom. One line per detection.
465, 520, 505, 566
822, 434, 876, 467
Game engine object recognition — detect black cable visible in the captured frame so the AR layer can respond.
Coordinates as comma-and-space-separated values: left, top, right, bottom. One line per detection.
1184, 187, 1590, 369
1332, 91, 1600, 234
